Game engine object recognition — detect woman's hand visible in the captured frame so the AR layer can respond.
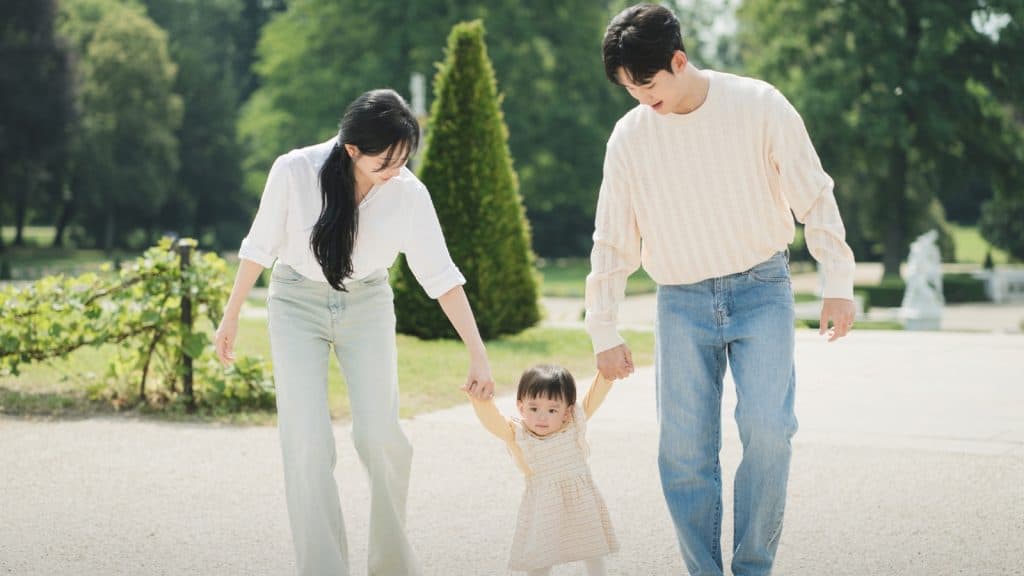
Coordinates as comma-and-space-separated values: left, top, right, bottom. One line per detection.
214, 314, 239, 365
461, 353, 495, 400
215, 259, 265, 365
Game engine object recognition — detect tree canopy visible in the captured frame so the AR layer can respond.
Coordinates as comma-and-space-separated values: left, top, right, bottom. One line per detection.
738, 0, 1024, 275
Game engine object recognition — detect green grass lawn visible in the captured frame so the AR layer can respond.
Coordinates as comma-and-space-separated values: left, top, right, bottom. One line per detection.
0, 344, 118, 416
1, 320, 655, 423
1, 227, 135, 280
538, 258, 655, 298
1, 225, 56, 246
235, 320, 654, 421
0, 246, 124, 280
950, 224, 1010, 265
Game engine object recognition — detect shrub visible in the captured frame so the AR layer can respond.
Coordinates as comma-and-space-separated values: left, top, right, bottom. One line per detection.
854, 277, 906, 308
942, 273, 988, 303
393, 21, 540, 339
0, 239, 273, 413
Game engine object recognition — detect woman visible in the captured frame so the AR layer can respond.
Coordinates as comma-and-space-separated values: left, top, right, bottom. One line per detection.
215, 89, 495, 576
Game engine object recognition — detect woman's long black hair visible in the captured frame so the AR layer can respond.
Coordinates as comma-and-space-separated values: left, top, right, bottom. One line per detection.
311, 89, 420, 290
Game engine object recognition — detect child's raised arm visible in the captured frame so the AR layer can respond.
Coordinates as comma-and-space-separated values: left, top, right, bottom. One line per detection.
581, 373, 615, 420
467, 395, 516, 442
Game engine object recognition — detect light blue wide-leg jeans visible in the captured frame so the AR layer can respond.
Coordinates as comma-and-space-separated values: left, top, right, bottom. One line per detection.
656, 251, 798, 576
267, 263, 419, 576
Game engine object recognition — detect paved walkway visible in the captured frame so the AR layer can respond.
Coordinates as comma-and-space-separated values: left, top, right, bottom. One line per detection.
2, 330, 1022, 575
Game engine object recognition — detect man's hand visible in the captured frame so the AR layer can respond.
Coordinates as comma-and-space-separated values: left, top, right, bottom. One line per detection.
596, 343, 634, 381
819, 297, 856, 342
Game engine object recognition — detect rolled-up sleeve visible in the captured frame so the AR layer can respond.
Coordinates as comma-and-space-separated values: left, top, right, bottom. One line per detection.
767, 89, 855, 300
403, 184, 466, 299
238, 155, 292, 268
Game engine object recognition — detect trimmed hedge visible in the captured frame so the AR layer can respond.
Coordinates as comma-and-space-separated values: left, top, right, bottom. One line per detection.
393, 21, 540, 339
854, 273, 990, 308
942, 273, 990, 302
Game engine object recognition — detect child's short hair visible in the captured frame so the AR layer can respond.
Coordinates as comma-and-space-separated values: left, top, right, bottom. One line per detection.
516, 364, 577, 406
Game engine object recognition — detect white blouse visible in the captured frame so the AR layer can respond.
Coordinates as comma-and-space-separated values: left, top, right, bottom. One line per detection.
238, 138, 465, 299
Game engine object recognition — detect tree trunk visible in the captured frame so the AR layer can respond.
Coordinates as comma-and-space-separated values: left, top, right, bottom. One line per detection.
0, 164, 6, 252
881, 2, 922, 280
104, 210, 115, 253
51, 177, 72, 248
0, 197, 5, 252
52, 199, 72, 247
882, 149, 908, 279
13, 180, 28, 247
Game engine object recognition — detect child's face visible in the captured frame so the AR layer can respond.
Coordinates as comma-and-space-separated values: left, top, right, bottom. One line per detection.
517, 395, 571, 436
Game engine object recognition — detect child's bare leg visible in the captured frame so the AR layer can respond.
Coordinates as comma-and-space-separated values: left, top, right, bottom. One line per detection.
526, 567, 552, 576
583, 556, 608, 576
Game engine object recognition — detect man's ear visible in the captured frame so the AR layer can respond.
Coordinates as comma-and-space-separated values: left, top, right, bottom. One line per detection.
671, 50, 688, 74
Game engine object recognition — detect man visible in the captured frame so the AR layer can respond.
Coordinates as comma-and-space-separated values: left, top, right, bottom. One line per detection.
585, 4, 856, 575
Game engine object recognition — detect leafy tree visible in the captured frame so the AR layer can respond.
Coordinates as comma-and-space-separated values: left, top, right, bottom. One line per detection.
980, 113, 1024, 260
475, 1, 632, 256
141, 0, 250, 249
60, 1, 182, 251
393, 21, 540, 340
234, 0, 287, 102
981, 191, 1024, 261
738, 0, 1024, 276
54, 0, 133, 248
0, 0, 72, 249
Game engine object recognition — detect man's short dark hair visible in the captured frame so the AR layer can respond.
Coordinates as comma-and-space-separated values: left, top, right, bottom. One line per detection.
602, 3, 686, 86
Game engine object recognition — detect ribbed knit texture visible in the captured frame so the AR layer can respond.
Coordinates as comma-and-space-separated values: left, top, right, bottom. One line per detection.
586, 70, 855, 353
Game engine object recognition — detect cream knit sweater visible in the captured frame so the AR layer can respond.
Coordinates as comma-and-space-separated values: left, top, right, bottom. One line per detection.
585, 70, 856, 353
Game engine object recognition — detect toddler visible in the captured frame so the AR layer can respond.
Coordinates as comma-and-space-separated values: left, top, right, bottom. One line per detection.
467, 364, 618, 575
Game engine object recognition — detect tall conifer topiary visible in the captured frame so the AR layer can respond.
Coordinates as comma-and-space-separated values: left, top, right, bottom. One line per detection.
393, 20, 539, 339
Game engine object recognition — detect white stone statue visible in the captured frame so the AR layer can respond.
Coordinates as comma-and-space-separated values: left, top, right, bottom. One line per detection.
899, 229, 944, 330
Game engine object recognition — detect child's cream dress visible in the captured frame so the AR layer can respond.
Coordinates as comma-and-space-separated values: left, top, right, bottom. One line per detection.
470, 374, 619, 573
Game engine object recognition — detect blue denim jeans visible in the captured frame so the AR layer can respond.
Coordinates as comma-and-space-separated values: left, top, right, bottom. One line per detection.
655, 251, 798, 576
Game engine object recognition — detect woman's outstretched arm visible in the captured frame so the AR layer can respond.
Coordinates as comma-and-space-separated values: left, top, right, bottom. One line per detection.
438, 285, 494, 399
214, 259, 265, 365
